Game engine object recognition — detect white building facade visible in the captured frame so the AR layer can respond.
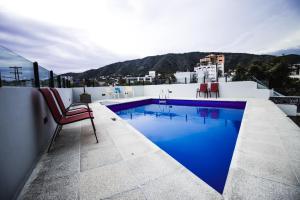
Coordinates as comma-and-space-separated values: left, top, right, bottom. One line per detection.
174, 71, 195, 83
125, 71, 156, 84
194, 54, 225, 82
290, 63, 300, 79
174, 54, 225, 83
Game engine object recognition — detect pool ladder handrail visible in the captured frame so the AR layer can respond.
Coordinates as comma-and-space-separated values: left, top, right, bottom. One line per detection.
158, 89, 172, 104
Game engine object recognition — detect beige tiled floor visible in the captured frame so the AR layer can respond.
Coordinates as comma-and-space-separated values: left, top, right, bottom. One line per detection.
18, 98, 300, 200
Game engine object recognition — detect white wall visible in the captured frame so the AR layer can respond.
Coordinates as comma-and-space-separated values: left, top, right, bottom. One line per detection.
143, 81, 270, 99
56, 88, 73, 107
71, 81, 271, 102
174, 72, 192, 83
218, 81, 270, 99
277, 104, 298, 116
72, 86, 144, 102
0, 87, 73, 200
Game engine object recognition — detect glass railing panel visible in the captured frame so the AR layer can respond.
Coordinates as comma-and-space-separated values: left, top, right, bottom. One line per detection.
0, 46, 53, 87
0, 46, 35, 87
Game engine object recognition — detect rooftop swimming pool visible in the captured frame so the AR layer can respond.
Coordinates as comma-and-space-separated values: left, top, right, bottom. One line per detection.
107, 99, 246, 193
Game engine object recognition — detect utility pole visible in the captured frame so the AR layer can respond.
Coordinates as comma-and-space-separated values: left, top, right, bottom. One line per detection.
9, 66, 22, 83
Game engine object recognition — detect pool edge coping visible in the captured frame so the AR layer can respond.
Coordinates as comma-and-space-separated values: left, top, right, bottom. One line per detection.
97, 96, 300, 199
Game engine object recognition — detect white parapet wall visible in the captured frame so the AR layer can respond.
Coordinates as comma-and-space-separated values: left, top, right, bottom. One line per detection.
72, 81, 271, 102
276, 104, 298, 116
56, 88, 73, 107
143, 81, 271, 99
0, 87, 74, 200
72, 86, 145, 102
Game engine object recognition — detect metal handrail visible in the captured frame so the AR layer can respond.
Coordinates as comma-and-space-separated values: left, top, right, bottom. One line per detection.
271, 90, 284, 97
269, 96, 300, 112
251, 76, 269, 89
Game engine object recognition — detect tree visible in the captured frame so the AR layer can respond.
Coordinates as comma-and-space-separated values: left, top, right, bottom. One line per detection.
267, 60, 290, 90
232, 56, 298, 95
232, 65, 248, 81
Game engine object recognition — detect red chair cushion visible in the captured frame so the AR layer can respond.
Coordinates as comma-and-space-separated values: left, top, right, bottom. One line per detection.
211, 83, 219, 92
66, 108, 91, 116
200, 84, 208, 92
69, 106, 92, 112
50, 88, 67, 114
40, 88, 62, 123
59, 112, 94, 125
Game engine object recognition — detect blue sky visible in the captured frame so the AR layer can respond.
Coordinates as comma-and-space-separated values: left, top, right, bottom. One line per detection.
0, 0, 300, 74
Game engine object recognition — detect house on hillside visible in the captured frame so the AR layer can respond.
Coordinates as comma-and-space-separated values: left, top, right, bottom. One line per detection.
290, 63, 300, 79
125, 71, 156, 84
174, 54, 225, 83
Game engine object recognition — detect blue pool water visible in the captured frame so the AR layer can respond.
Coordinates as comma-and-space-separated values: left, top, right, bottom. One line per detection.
109, 100, 245, 193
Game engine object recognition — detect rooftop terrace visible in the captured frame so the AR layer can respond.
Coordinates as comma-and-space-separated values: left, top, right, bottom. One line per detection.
19, 96, 300, 200
0, 83, 300, 200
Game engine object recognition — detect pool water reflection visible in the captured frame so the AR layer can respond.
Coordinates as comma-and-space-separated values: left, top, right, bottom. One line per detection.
116, 104, 244, 193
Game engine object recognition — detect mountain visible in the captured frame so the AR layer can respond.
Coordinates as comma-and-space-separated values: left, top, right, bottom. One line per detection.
270, 47, 300, 56
63, 52, 300, 79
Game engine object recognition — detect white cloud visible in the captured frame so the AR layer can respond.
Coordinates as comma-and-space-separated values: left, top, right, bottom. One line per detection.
0, 0, 299, 73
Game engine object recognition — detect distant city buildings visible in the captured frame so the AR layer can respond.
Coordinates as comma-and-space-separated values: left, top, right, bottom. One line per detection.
174, 54, 225, 83
68, 55, 227, 86
290, 63, 300, 79
125, 71, 156, 84
148, 71, 156, 78
195, 54, 225, 82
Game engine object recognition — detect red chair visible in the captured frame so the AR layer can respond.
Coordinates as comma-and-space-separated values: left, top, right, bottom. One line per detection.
196, 83, 209, 98
50, 88, 91, 116
210, 83, 220, 98
40, 88, 98, 152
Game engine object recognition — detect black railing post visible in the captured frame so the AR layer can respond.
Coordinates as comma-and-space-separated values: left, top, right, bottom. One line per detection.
0, 72, 2, 87
216, 63, 218, 82
33, 62, 40, 88
225, 74, 227, 82
57, 75, 61, 88
185, 77, 187, 84
62, 77, 66, 88
203, 76, 205, 83
49, 70, 54, 88
64, 78, 67, 88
